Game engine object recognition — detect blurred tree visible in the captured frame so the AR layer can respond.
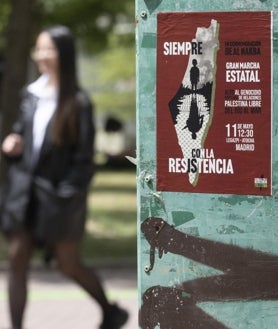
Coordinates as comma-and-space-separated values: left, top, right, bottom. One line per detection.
0, 0, 10, 52
0, 0, 36, 183
38, 0, 135, 52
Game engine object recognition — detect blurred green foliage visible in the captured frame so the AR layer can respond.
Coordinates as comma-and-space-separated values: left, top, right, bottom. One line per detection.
0, 0, 135, 120
42, 0, 136, 120
0, 0, 10, 51
80, 46, 135, 121
38, 0, 135, 52
0, 0, 135, 66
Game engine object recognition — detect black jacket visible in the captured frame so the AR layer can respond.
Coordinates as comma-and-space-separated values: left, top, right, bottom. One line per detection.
0, 89, 95, 244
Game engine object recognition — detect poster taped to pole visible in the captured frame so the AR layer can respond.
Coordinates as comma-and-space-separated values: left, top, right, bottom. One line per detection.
156, 11, 272, 195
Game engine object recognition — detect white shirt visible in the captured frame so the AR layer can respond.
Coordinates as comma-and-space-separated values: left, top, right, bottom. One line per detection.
27, 74, 57, 164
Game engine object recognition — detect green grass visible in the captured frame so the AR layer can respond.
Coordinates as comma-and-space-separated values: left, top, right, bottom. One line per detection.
82, 167, 137, 261
0, 168, 137, 262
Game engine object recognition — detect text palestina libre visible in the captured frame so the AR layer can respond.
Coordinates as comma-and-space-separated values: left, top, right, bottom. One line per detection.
168, 149, 234, 174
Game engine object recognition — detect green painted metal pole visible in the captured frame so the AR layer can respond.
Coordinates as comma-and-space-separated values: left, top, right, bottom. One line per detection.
136, 0, 278, 328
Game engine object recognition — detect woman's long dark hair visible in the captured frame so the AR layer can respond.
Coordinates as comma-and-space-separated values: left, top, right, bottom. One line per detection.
45, 25, 80, 145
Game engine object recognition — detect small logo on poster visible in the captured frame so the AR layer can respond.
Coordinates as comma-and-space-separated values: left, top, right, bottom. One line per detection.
254, 177, 268, 188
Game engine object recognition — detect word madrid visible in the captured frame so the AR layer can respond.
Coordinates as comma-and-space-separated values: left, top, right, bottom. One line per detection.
163, 41, 202, 55
168, 149, 234, 174
226, 62, 260, 82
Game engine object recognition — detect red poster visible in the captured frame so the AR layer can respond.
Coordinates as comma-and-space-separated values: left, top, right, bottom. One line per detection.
156, 11, 272, 195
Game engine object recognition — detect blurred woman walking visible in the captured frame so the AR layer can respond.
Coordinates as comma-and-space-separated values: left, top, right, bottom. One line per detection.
0, 25, 128, 329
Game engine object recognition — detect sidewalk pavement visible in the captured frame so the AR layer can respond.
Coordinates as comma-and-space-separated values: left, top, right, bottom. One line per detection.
0, 262, 138, 329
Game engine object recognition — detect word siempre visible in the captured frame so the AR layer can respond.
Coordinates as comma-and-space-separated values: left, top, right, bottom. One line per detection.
163, 41, 203, 55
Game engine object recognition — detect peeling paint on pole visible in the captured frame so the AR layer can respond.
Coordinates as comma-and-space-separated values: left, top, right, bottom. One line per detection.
136, 0, 278, 328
